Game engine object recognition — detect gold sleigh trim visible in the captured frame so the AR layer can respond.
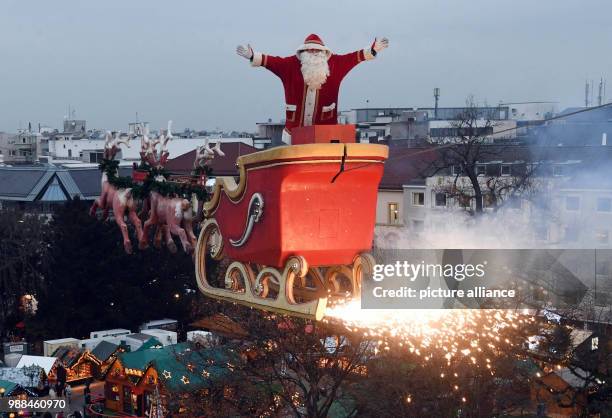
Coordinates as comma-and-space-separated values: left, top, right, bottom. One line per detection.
203, 143, 388, 216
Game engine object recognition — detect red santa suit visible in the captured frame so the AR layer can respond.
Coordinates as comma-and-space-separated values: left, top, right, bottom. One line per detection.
250, 34, 377, 143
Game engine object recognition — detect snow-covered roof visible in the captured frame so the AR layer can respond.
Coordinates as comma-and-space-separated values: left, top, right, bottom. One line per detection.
553, 367, 591, 388
44, 338, 79, 345
16, 355, 58, 374
0, 367, 42, 388
569, 329, 593, 348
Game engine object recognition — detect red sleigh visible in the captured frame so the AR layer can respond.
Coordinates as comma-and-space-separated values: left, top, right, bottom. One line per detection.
194, 125, 388, 320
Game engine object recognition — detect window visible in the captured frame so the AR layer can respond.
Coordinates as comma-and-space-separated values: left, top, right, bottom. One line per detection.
68, 149, 72, 158
434, 193, 447, 207
565, 196, 580, 211
535, 226, 548, 241
591, 337, 599, 351
595, 230, 609, 244
429, 127, 494, 138
476, 165, 486, 175
486, 164, 501, 176
553, 165, 565, 176
412, 220, 424, 233
451, 165, 463, 176
565, 226, 579, 242
501, 165, 511, 176
457, 195, 471, 208
412, 192, 424, 206
106, 384, 120, 402
387, 203, 399, 224
597, 197, 612, 212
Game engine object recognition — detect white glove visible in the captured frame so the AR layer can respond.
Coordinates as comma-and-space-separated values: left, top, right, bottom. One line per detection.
372, 37, 389, 53
236, 44, 254, 60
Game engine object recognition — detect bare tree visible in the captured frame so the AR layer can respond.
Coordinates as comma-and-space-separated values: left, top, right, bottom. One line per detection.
179, 304, 374, 418
425, 96, 538, 215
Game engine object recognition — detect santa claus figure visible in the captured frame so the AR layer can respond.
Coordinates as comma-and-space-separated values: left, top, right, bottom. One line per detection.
237, 34, 389, 144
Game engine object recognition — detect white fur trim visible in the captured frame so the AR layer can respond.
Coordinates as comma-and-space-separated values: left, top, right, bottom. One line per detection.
363, 48, 375, 61
281, 129, 291, 145
251, 51, 263, 67
303, 88, 317, 126
322, 103, 336, 112
296, 44, 332, 57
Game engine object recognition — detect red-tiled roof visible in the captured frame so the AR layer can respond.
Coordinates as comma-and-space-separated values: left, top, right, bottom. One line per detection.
165, 142, 259, 176
379, 146, 438, 189
379, 144, 612, 189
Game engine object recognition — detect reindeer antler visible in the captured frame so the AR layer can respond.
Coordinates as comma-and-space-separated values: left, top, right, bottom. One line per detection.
194, 140, 216, 170
212, 142, 225, 157
104, 131, 114, 149
161, 120, 173, 154
104, 131, 122, 160
114, 131, 131, 148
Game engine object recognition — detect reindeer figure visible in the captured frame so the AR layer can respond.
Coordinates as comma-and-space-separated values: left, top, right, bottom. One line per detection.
139, 121, 196, 253
192, 139, 225, 223
139, 121, 173, 169
140, 192, 197, 254
90, 131, 144, 254
194, 138, 225, 170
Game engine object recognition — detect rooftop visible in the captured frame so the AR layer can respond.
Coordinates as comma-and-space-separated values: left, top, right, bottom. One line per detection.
0, 366, 43, 388
115, 342, 237, 393
0, 164, 131, 201
91, 340, 121, 362
165, 142, 259, 176
15, 355, 58, 374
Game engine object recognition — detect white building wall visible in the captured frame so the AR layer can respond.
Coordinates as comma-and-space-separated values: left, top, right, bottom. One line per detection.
553, 187, 612, 248
503, 102, 558, 121
48, 136, 254, 161
141, 329, 178, 346
376, 190, 404, 225
402, 184, 428, 233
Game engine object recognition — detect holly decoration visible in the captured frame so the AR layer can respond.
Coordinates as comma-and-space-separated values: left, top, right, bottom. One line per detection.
98, 158, 211, 201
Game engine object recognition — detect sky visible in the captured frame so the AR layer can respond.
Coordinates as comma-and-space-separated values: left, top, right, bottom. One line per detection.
0, 0, 611, 132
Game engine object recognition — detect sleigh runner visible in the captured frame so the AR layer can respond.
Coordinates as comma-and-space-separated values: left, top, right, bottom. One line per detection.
194, 141, 388, 320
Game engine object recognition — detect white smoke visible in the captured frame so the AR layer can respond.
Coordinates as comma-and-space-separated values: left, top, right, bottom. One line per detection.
376, 164, 612, 251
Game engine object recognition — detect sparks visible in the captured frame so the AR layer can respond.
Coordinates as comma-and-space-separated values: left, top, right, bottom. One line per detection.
324, 301, 535, 375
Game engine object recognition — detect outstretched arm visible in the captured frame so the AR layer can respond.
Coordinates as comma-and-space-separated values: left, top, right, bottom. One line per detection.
333, 37, 389, 78
236, 43, 291, 78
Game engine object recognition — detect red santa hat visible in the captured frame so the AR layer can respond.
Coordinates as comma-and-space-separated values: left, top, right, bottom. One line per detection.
296, 34, 332, 56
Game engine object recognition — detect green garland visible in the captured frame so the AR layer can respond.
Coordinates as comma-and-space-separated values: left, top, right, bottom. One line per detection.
98, 159, 210, 201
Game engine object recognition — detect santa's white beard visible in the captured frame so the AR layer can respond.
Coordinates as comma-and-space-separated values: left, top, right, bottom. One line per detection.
299, 51, 330, 90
